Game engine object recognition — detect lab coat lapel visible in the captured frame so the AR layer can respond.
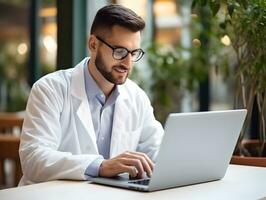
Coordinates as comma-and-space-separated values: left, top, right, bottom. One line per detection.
70, 59, 98, 153
109, 85, 130, 158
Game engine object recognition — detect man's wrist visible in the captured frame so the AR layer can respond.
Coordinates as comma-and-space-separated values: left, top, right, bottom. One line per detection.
85, 157, 105, 177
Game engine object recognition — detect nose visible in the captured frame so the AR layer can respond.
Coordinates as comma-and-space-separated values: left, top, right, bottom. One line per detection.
121, 53, 133, 67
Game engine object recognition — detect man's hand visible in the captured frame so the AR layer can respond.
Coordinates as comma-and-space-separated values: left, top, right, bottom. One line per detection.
99, 151, 154, 179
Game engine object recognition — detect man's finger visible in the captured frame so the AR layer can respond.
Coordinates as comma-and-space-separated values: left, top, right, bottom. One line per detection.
120, 165, 138, 178
119, 157, 144, 178
129, 151, 154, 171
122, 152, 153, 177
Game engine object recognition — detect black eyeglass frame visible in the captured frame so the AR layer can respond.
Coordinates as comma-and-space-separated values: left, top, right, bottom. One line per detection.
95, 36, 145, 62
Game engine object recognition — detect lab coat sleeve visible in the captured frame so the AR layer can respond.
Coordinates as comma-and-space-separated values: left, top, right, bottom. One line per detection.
136, 90, 164, 162
19, 78, 102, 183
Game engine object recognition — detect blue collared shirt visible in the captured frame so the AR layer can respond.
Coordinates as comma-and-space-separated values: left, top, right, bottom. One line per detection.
83, 58, 120, 177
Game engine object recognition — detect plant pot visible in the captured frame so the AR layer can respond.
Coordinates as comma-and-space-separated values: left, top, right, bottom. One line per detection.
230, 140, 266, 167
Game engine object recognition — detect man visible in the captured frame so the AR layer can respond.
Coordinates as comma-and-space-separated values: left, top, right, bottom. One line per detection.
19, 4, 163, 185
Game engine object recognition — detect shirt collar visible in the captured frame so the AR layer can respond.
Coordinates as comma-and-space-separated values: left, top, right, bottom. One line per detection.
83, 58, 121, 105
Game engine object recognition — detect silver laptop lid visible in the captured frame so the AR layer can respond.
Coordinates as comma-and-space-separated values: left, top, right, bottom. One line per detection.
149, 109, 247, 191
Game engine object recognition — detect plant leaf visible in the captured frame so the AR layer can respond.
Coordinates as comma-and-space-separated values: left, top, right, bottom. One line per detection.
228, 3, 235, 17
236, 0, 247, 9
200, 0, 207, 6
210, 0, 220, 16
219, 22, 226, 29
191, 0, 197, 9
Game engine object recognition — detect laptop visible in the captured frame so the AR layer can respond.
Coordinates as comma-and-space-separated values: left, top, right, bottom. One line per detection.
90, 109, 247, 192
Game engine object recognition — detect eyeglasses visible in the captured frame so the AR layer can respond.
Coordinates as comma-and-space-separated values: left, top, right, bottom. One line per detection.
96, 36, 145, 62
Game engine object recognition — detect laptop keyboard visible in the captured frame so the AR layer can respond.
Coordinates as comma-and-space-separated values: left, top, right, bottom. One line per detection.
129, 179, 150, 185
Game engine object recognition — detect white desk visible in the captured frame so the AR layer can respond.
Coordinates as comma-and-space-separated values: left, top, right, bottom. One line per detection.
0, 165, 265, 200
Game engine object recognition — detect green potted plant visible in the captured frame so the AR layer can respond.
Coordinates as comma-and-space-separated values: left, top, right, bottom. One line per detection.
193, 0, 266, 166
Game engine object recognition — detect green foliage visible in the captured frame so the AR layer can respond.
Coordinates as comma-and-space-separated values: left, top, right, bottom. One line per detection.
0, 44, 30, 112
209, 0, 220, 16
146, 36, 224, 122
231, 1, 266, 155
146, 3, 226, 123
194, 0, 266, 156
147, 45, 185, 122
232, 1, 266, 88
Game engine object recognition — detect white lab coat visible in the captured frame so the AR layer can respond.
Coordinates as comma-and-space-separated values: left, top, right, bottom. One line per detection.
19, 58, 164, 185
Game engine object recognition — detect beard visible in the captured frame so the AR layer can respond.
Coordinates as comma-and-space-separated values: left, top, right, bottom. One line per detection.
95, 50, 129, 85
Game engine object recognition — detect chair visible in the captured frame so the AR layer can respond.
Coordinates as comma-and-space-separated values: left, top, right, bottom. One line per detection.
0, 112, 24, 134
0, 112, 24, 188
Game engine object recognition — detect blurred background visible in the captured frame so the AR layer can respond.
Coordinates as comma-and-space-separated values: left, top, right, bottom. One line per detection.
0, 0, 265, 188
0, 0, 235, 117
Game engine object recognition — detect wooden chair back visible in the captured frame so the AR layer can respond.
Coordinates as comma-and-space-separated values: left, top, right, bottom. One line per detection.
0, 113, 24, 134
0, 112, 24, 188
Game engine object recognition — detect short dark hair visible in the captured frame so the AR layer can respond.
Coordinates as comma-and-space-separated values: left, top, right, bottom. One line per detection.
90, 4, 145, 35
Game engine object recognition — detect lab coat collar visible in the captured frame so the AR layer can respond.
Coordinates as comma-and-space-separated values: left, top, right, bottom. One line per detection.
116, 83, 130, 101
71, 58, 98, 153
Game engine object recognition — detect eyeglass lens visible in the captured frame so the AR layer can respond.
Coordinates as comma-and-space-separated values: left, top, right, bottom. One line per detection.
113, 48, 143, 62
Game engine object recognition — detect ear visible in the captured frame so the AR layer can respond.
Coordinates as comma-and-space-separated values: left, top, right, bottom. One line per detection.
88, 35, 98, 52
